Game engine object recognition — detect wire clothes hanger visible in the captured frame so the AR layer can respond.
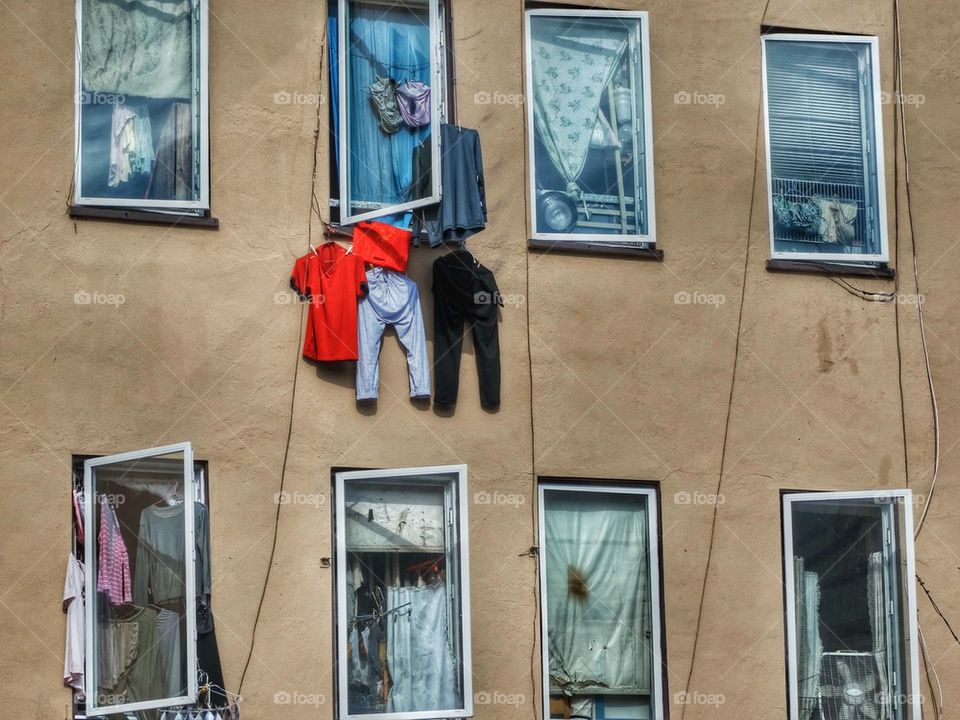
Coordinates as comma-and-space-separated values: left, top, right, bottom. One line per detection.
160, 669, 243, 720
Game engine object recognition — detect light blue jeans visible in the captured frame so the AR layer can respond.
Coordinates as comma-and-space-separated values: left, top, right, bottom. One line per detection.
357, 267, 431, 400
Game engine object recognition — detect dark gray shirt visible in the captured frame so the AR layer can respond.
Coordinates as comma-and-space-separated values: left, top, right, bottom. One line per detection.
412, 124, 487, 247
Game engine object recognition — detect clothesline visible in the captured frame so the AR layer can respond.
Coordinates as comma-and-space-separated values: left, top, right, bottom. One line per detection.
349, 52, 429, 73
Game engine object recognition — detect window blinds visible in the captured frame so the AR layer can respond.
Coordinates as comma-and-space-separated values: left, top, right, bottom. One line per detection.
766, 40, 869, 187
764, 38, 883, 257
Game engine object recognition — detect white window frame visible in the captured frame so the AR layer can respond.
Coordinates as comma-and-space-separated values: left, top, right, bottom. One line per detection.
334, 464, 473, 720
537, 482, 666, 720
82, 441, 198, 717
761, 34, 889, 264
336, 0, 444, 225
782, 489, 921, 720
523, 9, 657, 246
73, 0, 210, 213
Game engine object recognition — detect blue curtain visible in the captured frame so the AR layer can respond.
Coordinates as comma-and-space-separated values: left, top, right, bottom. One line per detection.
328, 14, 340, 172
337, 2, 431, 227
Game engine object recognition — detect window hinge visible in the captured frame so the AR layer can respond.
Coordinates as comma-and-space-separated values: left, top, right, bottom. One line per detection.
889, 599, 895, 617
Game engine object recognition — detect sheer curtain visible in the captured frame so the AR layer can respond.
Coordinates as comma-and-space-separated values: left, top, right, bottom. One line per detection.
793, 556, 822, 720
867, 552, 891, 720
544, 491, 651, 695
386, 584, 460, 713
82, 0, 193, 99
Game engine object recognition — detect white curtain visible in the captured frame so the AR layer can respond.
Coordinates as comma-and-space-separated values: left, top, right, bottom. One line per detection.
82, 0, 193, 99
545, 492, 650, 695
867, 551, 890, 720
793, 557, 822, 720
530, 17, 628, 185
386, 584, 460, 713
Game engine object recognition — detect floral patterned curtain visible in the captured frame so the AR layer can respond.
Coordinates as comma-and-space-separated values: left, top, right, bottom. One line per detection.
530, 17, 628, 185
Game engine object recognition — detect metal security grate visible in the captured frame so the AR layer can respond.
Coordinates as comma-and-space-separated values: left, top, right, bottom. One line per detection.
772, 177, 867, 247
818, 652, 889, 720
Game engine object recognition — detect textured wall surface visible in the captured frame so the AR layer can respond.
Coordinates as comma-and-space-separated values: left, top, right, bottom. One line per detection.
0, 1, 957, 719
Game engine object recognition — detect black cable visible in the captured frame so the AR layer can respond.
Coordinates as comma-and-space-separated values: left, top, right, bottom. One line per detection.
917, 575, 960, 645
237, 32, 327, 697
681, 5, 770, 717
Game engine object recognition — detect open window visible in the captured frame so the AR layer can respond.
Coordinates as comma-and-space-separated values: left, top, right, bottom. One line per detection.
538, 482, 666, 720
782, 490, 921, 720
334, 465, 473, 720
524, 10, 656, 246
73, 0, 210, 214
762, 35, 889, 264
330, 0, 447, 226
81, 442, 206, 717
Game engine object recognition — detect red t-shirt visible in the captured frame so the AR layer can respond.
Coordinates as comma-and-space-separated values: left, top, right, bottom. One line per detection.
351, 220, 411, 272
290, 243, 368, 361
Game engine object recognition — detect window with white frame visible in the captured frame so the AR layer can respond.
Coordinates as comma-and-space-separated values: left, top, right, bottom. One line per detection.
538, 482, 666, 720
79, 443, 212, 717
783, 491, 921, 720
74, 0, 209, 213
762, 35, 888, 264
330, 0, 447, 225
334, 465, 473, 720
524, 10, 656, 245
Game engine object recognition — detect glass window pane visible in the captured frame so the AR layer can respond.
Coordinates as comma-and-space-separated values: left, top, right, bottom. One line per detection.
765, 39, 883, 257
86, 449, 196, 712
529, 14, 651, 238
341, 0, 436, 222
542, 488, 656, 719
789, 498, 911, 720
339, 471, 466, 717
79, 0, 201, 205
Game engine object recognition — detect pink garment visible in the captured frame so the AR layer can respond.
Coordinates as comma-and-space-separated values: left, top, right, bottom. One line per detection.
396, 80, 431, 128
97, 498, 132, 605
73, 488, 85, 544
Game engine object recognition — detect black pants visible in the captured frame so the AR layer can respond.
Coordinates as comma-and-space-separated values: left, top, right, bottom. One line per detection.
432, 250, 501, 408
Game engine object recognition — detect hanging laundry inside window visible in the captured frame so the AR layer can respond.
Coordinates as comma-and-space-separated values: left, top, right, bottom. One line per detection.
396, 80, 431, 128
368, 76, 404, 134
108, 103, 154, 188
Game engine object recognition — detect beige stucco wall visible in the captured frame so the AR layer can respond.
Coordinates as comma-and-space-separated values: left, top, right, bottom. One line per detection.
0, 0, 957, 719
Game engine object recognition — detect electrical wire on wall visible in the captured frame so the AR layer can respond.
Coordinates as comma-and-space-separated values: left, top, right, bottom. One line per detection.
237, 31, 328, 697
892, 1, 948, 716
680, 4, 770, 718
891, 0, 941, 541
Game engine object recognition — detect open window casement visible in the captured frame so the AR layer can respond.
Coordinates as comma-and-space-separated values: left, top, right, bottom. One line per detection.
524, 10, 657, 246
762, 35, 889, 264
335, 0, 444, 225
537, 483, 666, 720
334, 465, 473, 720
783, 490, 921, 720
73, 0, 210, 213
83, 442, 199, 717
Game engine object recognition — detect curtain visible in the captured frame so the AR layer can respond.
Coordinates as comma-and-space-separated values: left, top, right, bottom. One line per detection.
544, 491, 650, 695
867, 551, 890, 720
793, 557, 822, 720
344, 3, 431, 225
82, 0, 193, 99
530, 17, 627, 185
386, 584, 460, 713
328, 15, 341, 173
